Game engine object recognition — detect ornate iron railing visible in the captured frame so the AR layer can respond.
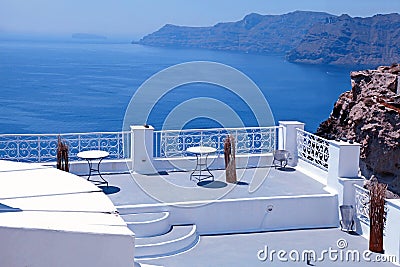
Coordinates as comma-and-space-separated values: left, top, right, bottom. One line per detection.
0, 131, 130, 163
153, 126, 279, 158
296, 129, 330, 171
355, 184, 370, 225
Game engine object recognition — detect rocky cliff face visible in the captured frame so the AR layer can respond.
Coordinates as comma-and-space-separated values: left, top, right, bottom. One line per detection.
316, 64, 400, 194
139, 11, 334, 54
286, 14, 400, 65
138, 11, 400, 65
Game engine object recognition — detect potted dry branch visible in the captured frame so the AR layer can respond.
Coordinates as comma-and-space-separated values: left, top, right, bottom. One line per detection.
56, 136, 69, 172
224, 135, 237, 183
369, 182, 387, 253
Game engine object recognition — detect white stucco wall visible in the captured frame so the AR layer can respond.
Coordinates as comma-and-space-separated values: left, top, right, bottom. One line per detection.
0, 226, 134, 267
0, 160, 135, 267
118, 193, 339, 235
384, 199, 400, 265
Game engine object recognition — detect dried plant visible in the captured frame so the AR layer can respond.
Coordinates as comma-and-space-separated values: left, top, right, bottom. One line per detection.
56, 136, 69, 172
369, 182, 387, 253
224, 135, 237, 183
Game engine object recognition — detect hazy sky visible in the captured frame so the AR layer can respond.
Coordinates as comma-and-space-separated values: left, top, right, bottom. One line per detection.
1, 0, 399, 39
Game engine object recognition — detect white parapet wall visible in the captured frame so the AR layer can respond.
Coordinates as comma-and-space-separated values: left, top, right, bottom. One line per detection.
355, 187, 400, 265
383, 199, 400, 265
118, 192, 339, 235
0, 160, 135, 267
176, 194, 339, 234
0, 226, 134, 267
296, 159, 329, 185
326, 140, 364, 211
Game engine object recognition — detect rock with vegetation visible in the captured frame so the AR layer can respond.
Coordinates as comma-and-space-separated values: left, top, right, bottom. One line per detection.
316, 64, 400, 195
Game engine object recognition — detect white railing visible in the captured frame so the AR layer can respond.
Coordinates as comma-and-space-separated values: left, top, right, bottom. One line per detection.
296, 129, 330, 171
0, 131, 131, 163
153, 126, 279, 158
354, 184, 370, 225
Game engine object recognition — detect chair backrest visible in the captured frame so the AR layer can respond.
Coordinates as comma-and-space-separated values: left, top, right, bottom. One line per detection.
274, 150, 290, 161
340, 205, 354, 225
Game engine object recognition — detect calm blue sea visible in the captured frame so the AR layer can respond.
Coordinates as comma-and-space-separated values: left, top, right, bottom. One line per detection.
0, 40, 359, 134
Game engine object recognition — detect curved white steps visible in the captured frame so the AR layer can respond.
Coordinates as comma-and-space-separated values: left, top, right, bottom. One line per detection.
135, 224, 198, 259
121, 212, 170, 238
134, 262, 162, 267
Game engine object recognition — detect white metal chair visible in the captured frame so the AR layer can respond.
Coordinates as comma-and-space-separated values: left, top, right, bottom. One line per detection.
273, 150, 290, 168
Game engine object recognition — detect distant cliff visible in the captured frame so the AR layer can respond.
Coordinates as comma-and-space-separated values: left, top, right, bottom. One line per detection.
138, 11, 400, 65
287, 13, 400, 65
316, 64, 400, 195
139, 11, 334, 54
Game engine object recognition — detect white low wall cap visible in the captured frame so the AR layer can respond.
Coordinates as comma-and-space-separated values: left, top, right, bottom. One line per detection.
130, 125, 154, 130
329, 140, 361, 147
0, 211, 132, 236
386, 198, 400, 209
338, 177, 363, 182
278, 121, 305, 125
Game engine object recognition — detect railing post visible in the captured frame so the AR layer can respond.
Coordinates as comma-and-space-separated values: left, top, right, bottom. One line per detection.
78, 134, 81, 152
38, 136, 41, 162
328, 140, 363, 206
162, 132, 166, 157
97, 133, 101, 150
235, 129, 238, 153
17, 136, 20, 161
130, 125, 157, 174
278, 121, 304, 167
118, 133, 121, 158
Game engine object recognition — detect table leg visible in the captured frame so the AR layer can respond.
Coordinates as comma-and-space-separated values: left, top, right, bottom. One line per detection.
85, 158, 108, 187
190, 153, 214, 182
204, 154, 214, 180
190, 155, 200, 181
86, 159, 93, 179
96, 158, 109, 186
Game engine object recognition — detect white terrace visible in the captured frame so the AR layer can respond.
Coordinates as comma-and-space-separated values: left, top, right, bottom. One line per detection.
0, 121, 399, 266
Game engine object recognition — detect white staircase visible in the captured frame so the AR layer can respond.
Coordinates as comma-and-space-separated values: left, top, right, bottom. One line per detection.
121, 212, 170, 238
118, 210, 199, 259
135, 224, 198, 258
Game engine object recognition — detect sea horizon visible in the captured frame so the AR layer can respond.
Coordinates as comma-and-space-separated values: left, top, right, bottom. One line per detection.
0, 39, 365, 134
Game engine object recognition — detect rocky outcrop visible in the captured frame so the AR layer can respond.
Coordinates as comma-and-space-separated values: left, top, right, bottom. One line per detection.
286, 13, 400, 65
316, 64, 400, 195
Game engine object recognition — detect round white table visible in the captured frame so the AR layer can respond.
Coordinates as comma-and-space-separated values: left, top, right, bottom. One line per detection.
186, 146, 217, 182
77, 150, 109, 186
